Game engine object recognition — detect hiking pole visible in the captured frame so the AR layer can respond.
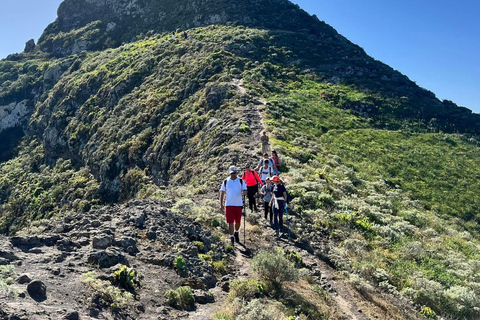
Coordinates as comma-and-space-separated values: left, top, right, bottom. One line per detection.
243, 195, 246, 245
285, 203, 290, 241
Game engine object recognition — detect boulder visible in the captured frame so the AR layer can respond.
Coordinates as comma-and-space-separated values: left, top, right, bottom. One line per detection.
27, 280, 47, 302
92, 235, 114, 249
193, 290, 215, 304
64, 311, 79, 320
88, 248, 128, 268
16, 274, 31, 284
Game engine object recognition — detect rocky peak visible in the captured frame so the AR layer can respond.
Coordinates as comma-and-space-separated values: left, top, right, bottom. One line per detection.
37, 0, 333, 56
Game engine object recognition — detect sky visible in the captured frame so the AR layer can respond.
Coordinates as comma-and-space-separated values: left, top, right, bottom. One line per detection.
0, 0, 479, 113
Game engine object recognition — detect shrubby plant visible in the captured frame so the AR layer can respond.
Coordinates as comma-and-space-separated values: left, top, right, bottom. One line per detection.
165, 286, 195, 310
252, 250, 299, 289
82, 272, 134, 310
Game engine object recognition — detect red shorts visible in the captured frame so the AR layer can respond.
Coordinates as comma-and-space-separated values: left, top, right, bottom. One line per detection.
225, 206, 242, 224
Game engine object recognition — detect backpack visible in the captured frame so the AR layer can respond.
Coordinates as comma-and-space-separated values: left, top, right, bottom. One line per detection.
261, 166, 272, 177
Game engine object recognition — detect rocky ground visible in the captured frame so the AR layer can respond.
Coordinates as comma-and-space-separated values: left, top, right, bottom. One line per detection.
0, 199, 229, 320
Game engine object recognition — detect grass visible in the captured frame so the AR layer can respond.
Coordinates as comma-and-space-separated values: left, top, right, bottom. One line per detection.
258, 76, 480, 319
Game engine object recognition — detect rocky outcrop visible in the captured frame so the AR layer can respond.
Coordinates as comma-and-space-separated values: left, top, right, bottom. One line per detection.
0, 100, 29, 134
37, 0, 332, 56
24, 39, 36, 53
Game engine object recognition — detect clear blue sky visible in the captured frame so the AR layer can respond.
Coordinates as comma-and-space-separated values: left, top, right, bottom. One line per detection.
1, 0, 479, 113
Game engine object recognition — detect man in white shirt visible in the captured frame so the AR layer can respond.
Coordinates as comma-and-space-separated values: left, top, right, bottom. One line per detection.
220, 166, 247, 245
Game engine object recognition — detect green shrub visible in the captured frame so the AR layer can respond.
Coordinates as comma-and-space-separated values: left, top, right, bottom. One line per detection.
213, 260, 228, 273
252, 250, 299, 288
82, 272, 134, 310
165, 286, 195, 310
193, 241, 205, 252
228, 279, 265, 301
174, 256, 186, 272
0, 265, 16, 298
213, 313, 234, 320
286, 251, 303, 268
420, 306, 436, 319
113, 265, 137, 290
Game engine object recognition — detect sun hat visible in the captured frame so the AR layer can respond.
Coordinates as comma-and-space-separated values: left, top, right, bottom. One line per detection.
229, 166, 237, 173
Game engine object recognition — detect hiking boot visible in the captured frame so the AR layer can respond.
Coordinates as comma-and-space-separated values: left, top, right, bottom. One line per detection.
234, 232, 240, 243
270, 221, 274, 228
230, 237, 235, 246
275, 229, 280, 237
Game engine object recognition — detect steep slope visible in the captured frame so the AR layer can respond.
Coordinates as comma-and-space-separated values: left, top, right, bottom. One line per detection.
1, 0, 480, 319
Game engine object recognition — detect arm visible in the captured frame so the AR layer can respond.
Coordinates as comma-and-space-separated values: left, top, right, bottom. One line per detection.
254, 160, 261, 172
255, 171, 263, 186
220, 191, 226, 212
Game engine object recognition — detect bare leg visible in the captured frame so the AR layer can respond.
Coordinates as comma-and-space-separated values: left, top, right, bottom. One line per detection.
229, 223, 235, 235
235, 222, 241, 231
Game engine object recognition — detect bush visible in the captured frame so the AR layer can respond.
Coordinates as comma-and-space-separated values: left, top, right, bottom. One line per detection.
236, 299, 284, 320
420, 306, 436, 319
82, 272, 134, 310
113, 265, 137, 290
174, 256, 186, 272
165, 286, 195, 310
252, 250, 299, 288
0, 265, 15, 298
228, 279, 265, 301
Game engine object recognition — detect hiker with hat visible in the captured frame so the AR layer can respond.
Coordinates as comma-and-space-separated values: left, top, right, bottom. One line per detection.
242, 164, 263, 213
260, 177, 274, 226
220, 166, 247, 245
269, 176, 287, 237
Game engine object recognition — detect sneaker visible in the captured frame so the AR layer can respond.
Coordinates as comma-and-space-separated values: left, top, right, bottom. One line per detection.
234, 232, 240, 243
230, 237, 235, 246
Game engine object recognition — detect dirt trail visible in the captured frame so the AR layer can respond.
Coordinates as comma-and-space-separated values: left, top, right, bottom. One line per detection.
194, 78, 416, 320
225, 78, 370, 320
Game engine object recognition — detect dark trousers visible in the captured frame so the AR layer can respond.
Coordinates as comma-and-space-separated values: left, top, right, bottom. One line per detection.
264, 202, 273, 222
273, 200, 285, 231
247, 185, 258, 212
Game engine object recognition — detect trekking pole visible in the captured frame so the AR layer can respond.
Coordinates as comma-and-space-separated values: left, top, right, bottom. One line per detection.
285, 203, 290, 241
243, 195, 246, 245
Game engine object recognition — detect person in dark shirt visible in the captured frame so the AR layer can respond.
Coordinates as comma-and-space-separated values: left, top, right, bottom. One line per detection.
269, 176, 287, 237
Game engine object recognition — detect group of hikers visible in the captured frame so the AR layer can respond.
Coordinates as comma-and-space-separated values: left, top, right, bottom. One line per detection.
220, 132, 288, 246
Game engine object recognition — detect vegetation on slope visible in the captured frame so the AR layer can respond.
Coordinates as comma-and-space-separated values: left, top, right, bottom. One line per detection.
1, 18, 480, 319
259, 77, 480, 319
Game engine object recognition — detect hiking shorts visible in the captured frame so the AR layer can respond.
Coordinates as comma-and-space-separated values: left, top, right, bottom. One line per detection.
225, 206, 242, 224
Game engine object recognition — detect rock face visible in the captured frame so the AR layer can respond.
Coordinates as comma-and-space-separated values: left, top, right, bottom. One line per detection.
37, 0, 328, 56
0, 100, 30, 134
24, 39, 36, 53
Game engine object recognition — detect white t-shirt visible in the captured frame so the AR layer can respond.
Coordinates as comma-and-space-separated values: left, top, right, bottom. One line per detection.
260, 166, 272, 181
220, 177, 247, 206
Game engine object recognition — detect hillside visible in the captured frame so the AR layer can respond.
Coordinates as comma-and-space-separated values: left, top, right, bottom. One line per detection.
1, 0, 480, 319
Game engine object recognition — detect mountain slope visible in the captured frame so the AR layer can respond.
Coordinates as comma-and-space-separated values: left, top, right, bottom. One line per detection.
1, 0, 480, 319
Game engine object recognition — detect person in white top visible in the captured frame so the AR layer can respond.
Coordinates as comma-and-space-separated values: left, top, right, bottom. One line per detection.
259, 160, 273, 184
220, 166, 247, 245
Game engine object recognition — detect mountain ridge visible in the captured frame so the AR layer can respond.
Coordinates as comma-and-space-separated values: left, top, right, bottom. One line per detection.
2, 1, 480, 319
